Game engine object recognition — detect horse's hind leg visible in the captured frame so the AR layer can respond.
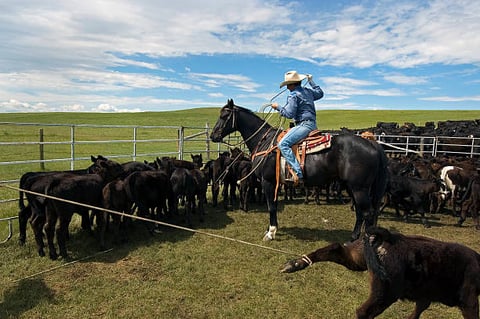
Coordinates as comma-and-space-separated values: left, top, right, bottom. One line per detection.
351, 189, 374, 241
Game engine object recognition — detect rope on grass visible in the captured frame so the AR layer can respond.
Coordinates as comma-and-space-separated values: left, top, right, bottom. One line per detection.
1, 184, 301, 278
11, 248, 113, 283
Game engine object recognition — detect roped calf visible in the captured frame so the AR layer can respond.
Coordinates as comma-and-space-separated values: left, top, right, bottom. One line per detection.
282, 226, 480, 319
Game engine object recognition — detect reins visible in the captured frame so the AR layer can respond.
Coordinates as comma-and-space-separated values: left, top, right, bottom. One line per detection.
218, 106, 286, 187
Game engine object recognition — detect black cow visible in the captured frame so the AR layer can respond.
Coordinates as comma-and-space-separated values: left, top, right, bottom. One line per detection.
457, 175, 480, 230
18, 156, 104, 247
282, 226, 480, 319
157, 157, 206, 226
123, 168, 173, 225
210, 151, 233, 208
102, 179, 133, 244
43, 159, 124, 259
92, 155, 154, 178
385, 175, 443, 227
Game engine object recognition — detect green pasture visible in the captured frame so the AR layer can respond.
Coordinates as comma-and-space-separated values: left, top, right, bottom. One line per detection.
0, 109, 479, 319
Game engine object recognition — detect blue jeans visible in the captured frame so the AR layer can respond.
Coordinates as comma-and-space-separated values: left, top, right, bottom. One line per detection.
278, 120, 317, 179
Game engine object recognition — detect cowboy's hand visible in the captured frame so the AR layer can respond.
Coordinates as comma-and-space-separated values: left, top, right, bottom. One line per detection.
306, 74, 313, 81
271, 102, 279, 110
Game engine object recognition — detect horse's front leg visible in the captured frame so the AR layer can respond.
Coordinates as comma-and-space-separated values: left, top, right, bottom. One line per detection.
262, 180, 278, 241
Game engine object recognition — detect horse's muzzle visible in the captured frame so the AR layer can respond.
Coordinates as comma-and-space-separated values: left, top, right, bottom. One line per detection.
210, 133, 222, 143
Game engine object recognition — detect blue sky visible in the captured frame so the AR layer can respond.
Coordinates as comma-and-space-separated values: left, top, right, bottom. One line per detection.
0, 0, 479, 113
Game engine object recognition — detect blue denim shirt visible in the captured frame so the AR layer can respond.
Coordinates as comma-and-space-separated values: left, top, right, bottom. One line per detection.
277, 80, 324, 123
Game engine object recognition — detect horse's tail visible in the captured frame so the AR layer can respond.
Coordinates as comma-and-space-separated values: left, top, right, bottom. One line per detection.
371, 143, 389, 220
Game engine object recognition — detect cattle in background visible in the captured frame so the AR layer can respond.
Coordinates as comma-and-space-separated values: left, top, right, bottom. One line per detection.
124, 163, 173, 225
210, 151, 235, 209
43, 159, 124, 259
18, 156, 105, 247
190, 153, 203, 169
101, 179, 132, 244
437, 165, 478, 215
92, 155, 154, 178
282, 226, 480, 319
157, 157, 207, 226
384, 174, 443, 227
457, 175, 480, 230
446, 166, 478, 214
20, 172, 78, 255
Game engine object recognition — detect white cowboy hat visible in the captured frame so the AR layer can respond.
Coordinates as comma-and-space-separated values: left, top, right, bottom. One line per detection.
279, 70, 307, 88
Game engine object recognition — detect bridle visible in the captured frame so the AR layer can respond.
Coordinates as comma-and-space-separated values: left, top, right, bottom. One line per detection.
221, 104, 281, 148
215, 104, 286, 187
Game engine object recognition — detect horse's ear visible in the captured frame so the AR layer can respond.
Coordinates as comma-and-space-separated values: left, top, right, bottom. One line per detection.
227, 99, 234, 107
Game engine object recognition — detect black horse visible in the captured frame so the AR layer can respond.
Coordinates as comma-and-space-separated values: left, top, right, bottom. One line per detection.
210, 99, 388, 241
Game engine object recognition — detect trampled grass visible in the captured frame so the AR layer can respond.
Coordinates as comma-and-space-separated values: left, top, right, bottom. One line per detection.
0, 109, 479, 319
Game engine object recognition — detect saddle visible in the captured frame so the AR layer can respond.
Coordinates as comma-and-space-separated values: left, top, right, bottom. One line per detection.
276, 129, 332, 182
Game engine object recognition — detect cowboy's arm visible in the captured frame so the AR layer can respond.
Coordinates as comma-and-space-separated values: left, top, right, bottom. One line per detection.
307, 76, 324, 101
274, 94, 298, 119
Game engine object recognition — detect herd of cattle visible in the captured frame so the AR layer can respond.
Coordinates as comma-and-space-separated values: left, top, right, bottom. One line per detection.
17, 149, 263, 260
12, 119, 480, 318
16, 120, 480, 259
16, 134, 480, 260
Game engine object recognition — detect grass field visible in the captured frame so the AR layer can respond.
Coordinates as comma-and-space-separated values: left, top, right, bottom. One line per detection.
1, 109, 479, 319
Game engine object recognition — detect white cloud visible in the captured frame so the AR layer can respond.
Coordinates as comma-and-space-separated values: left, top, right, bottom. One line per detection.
383, 74, 428, 85
189, 72, 261, 92
419, 95, 480, 102
0, 0, 479, 112
322, 76, 403, 97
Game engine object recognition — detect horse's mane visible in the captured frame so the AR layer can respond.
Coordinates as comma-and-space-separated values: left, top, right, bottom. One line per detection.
231, 103, 257, 116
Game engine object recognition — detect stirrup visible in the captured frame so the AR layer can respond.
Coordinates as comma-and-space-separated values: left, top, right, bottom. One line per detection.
285, 174, 303, 186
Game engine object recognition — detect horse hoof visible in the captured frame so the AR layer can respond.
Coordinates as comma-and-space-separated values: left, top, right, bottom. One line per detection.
263, 226, 277, 241
263, 233, 274, 241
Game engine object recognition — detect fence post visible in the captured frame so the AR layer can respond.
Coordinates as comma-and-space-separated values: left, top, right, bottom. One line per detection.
470, 136, 475, 158
419, 137, 424, 157
178, 127, 185, 160
205, 122, 211, 160
133, 127, 137, 161
70, 125, 75, 170
39, 128, 45, 170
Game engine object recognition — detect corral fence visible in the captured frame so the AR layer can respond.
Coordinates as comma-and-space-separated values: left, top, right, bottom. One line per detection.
0, 122, 479, 243
376, 134, 480, 158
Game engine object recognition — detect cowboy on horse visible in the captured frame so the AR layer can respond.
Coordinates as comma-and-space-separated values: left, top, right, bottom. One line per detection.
271, 71, 324, 186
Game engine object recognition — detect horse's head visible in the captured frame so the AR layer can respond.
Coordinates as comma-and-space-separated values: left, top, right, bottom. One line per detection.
210, 99, 238, 142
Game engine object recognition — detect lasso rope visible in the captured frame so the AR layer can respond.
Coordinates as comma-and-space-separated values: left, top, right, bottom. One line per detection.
376, 140, 422, 155
2, 184, 302, 281
11, 248, 114, 282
